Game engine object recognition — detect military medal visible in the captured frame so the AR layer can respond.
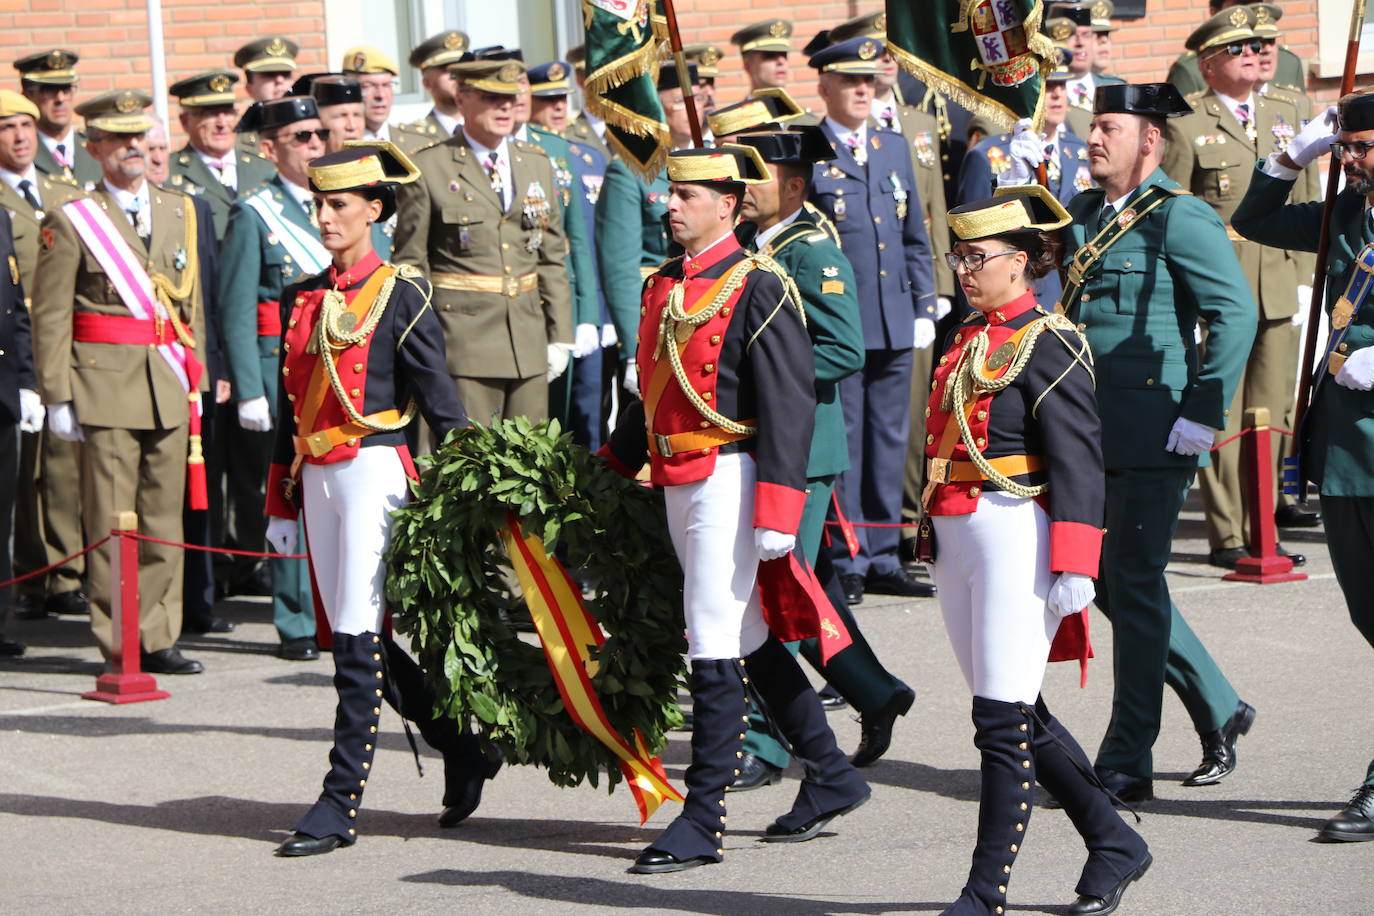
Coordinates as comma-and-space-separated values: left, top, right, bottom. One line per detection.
458, 225, 472, 254
986, 340, 1016, 371
889, 171, 908, 220
1074, 166, 1092, 192
1117, 207, 1137, 228
522, 181, 549, 251
833, 196, 847, 221
174, 247, 188, 270
1218, 172, 1231, 195
826, 165, 843, 179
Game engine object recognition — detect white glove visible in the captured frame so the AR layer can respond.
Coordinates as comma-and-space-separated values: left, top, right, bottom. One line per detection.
573, 323, 600, 359
18, 388, 44, 433
47, 401, 83, 442
1335, 347, 1374, 391
998, 118, 1042, 187
1287, 105, 1338, 169
1164, 416, 1217, 456
237, 395, 272, 432
622, 361, 640, 397
1292, 285, 1312, 326
265, 516, 298, 556
935, 296, 953, 321
546, 342, 574, 382
754, 527, 796, 561
913, 317, 937, 350
1047, 571, 1095, 619
600, 322, 619, 348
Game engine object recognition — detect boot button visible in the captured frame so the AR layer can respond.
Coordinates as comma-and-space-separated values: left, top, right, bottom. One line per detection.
998, 885, 1006, 894
348, 828, 356, 836
1009, 843, 1018, 853
1021, 760, 1030, 769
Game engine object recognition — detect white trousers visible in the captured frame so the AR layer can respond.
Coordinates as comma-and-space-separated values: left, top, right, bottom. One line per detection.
930, 491, 1058, 704
301, 446, 410, 636
663, 452, 770, 660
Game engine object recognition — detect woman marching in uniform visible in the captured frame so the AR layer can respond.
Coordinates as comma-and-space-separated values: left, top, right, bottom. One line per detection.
263, 142, 493, 857
923, 187, 1151, 915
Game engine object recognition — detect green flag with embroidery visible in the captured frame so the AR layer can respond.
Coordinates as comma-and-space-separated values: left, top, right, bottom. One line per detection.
581, 0, 670, 178
885, 0, 1056, 130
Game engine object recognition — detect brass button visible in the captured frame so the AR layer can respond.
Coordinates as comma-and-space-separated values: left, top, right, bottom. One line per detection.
282, 367, 290, 376
362, 761, 370, 770
975, 437, 986, 448
1015, 823, 1024, 832
968, 486, 980, 498
287, 393, 296, 402
1018, 724, 1027, 732
1021, 759, 1030, 769
1010, 843, 1018, 853
369, 725, 377, 733
878, 242, 886, 250
373, 687, 382, 696
976, 409, 988, 421
443, 303, 452, 311
924, 406, 931, 418
1340, 342, 1349, 352
295, 296, 304, 305
703, 362, 715, 372
700, 448, 710, 455
926, 434, 935, 445
350, 388, 361, 397
288, 318, 297, 328
272, 347, 280, 356
374, 671, 383, 680
348, 828, 356, 836
873, 216, 882, 224
1021, 781, 1029, 790
710, 334, 721, 344
1018, 742, 1028, 750
880, 269, 888, 278
504, 265, 513, 275
283, 342, 290, 352
640, 306, 647, 315
348, 437, 359, 447
1019, 802, 1028, 811
364, 744, 372, 752
1145, 377, 1155, 385
721, 307, 731, 316
939, 355, 948, 365
501, 242, 510, 250
349, 809, 356, 817
1123, 261, 1132, 268
954, 333, 962, 344
999, 885, 1007, 894
372, 708, 380, 715
699, 420, 710, 429
702, 391, 712, 400
354, 363, 364, 372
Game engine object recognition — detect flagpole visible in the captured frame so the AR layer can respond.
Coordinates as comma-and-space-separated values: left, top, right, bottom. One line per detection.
1291, 0, 1366, 473
660, 0, 705, 148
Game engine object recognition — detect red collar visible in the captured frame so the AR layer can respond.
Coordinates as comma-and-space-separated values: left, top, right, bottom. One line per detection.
329, 249, 383, 290
977, 290, 1039, 327
682, 234, 741, 279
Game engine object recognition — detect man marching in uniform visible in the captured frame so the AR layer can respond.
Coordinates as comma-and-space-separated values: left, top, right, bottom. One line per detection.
601, 145, 869, 874
30, 90, 209, 675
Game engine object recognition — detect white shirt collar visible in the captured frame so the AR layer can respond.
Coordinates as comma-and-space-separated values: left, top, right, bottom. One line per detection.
433, 109, 461, 137
463, 129, 509, 163
0, 164, 40, 201
279, 175, 313, 212
824, 117, 867, 151
38, 128, 74, 157
104, 177, 150, 216
364, 122, 391, 142
513, 123, 530, 143
1213, 90, 1256, 123
754, 206, 802, 251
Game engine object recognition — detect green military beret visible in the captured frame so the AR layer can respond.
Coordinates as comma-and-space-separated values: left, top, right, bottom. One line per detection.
233, 36, 299, 73
169, 71, 240, 107
731, 19, 793, 54
409, 30, 471, 71
14, 49, 79, 86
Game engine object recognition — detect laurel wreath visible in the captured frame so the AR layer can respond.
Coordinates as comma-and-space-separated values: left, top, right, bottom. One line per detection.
385, 417, 687, 790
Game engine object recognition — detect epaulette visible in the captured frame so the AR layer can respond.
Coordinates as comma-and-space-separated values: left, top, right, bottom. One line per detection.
398, 120, 439, 136
413, 138, 445, 154
395, 263, 423, 280
1270, 81, 1304, 96
1184, 88, 1209, 102
42, 172, 78, 189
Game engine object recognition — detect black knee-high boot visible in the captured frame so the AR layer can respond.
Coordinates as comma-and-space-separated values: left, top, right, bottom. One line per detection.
1033, 696, 1151, 911
630, 658, 748, 873
942, 697, 1036, 915
381, 636, 501, 827
744, 638, 871, 840
278, 632, 387, 855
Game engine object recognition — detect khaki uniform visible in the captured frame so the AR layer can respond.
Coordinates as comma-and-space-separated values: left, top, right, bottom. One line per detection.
393, 132, 572, 424
29, 183, 207, 656
1163, 89, 1314, 550
167, 145, 276, 240
3, 174, 85, 600
392, 112, 450, 154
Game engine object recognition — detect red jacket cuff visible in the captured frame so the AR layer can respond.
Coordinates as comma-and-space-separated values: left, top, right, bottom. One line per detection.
753, 481, 806, 535
1050, 521, 1101, 577
595, 443, 637, 480
264, 462, 299, 520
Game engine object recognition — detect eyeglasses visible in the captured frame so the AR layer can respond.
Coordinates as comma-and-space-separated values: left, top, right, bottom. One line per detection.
1332, 139, 1374, 161
944, 249, 1020, 272
1220, 39, 1263, 56
277, 128, 331, 145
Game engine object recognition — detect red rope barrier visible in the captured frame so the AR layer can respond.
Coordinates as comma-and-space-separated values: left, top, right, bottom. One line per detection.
0, 536, 111, 590
122, 532, 306, 560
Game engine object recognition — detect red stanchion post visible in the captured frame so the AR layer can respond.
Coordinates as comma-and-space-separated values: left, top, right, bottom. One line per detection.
1223, 408, 1307, 585
82, 511, 170, 704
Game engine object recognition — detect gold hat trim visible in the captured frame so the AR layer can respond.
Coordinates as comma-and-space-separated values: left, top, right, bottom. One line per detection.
1198, 26, 1256, 52
86, 114, 153, 134
311, 140, 421, 190
530, 78, 571, 93
821, 60, 882, 75
419, 50, 468, 70
666, 144, 769, 184
948, 185, 1072, 239
180, 91, 238, 107
243, 57, 296, 73
707, 100, 775, 137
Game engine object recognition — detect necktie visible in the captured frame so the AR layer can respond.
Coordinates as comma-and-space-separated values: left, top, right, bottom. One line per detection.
208, 159, 235, 193
54, 143, 69, 168
1235, 103, 1256, 142
1097, 206, 1114, 233
485, 151, 506, 207
17, 179, 40, 211
880, 108, 895, 130
127, 198, 150, 247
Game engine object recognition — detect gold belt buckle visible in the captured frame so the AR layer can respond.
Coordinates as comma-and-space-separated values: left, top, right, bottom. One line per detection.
927, 457, 950, 484
654, 433, 673, 458
305, 430, 333, 458
504, 277, 519, 297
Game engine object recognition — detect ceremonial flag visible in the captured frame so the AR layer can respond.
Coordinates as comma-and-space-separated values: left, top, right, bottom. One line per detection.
581, 0, 671, 177
885, 0, 1057, 130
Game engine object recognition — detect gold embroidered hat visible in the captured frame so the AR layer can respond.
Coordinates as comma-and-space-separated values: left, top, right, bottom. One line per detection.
14, 49, 80, 86
948, 185, 1072, 241
75, 89, 154, 134
233, 36, 299, 74
1185, 5, 1257, 53
666, 144, 771, 185
307, 140, 420, 192
0, 90, 40, 122
409, 30, 471, 71
731, 19, 793, 54
706, 88, 805, 138
341, 46, 399, 76
450, 59, 526, 96
170, 71, 240, 107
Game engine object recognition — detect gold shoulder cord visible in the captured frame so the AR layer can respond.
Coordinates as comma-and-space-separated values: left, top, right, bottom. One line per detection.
150, 199, 200, 349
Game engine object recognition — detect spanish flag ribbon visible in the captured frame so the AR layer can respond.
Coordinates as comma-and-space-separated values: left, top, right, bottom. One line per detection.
500, 514, 684, 823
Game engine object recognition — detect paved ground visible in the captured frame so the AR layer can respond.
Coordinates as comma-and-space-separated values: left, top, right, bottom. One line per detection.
2, 490, 1370, 914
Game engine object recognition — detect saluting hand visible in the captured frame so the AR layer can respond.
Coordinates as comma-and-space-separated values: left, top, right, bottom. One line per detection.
1281, 106, 1338, 171
999, 119, 1042, 187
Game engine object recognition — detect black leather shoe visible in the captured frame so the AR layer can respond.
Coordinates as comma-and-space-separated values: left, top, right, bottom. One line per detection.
1275, 503, 1321, 528
45, 589, 89, 616
1317, 785, 1374, 842
184, 616, 235, 635
140, 648, 204, 675
228, 567, 272, 597
729, 753, 783, 791
864, 567, 936, 598
1094, 765, 1154, 805
1207, 546, 1247, 568
817, 683, 848, 711
278, 637, 320, 661
438, 755, 503, 827
14, 594, 47, 620
1183, 700, 1255, 787
762, 793, 869, 843
628, 847, 714, 874
275, 832, 344, 857
850, 682, 916, 768
0, 637, 25, 657
1067, 852, 1152, 914
1276, 543, 1306, 566
840, 573, 865, 606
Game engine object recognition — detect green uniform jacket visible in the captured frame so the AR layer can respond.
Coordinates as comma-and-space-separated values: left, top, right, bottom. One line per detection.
168, 145, 277, 240
1168, 47, 1306, 97
1163, 89, 1313, 319
393, 132, 572, 380
1233, 166, 1374, 496
758, 213, 865, 479
33, 131, 101, 188
594, 158, 671, 360
528, 124, 600, 327
1065, 168, 1256, 470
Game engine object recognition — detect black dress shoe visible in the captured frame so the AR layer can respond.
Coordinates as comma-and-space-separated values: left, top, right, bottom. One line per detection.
1275, 503, 1321, 528
1317, 785, 1374, 842
0, 637, 25, 657
864, 567, 936, 598
1276, 543, 1306, 566
1067, 852, 1152, 914
817, 683, 848, 711
628, 847, 715, 874
1183, 700, 1255, 787
850, 682, 916, 768
140, 647, 204, 675
840, 573, 865, 606
275, 832, 344, 857
14, 594, 48, 620
278, 637, 320, 661
1207, 546, 1247, 568
1094, 765, 1154, 805
45, 589, 88, 616
438, 755, 503, 827
228, 568, 272, 597
729, 753, 783, 791
184, 616, 235, 635
762, 793, 869, 843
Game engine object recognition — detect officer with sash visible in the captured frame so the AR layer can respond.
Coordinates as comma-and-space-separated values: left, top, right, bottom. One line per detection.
393, 30, 470, 151
729, 19, 818, 124
1014, 83, 1258, 801
168, 71, 276, 240
0, 90, 88, 621
393, 58, 572, 426
30, 90, 209, 675
15, 50, 101, 187
219, 96, 335, 661
1168, 0, 1307, 97
1233, 89, 1374, 843
232, 36, 299, 155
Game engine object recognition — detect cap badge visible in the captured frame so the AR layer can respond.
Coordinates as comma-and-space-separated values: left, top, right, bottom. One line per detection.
1091, 1, 1109, 18
858, 40, 878, 60
701, 48, 721, 66
47, 50, 68, 70
875, 13, 887, 30
1229, 7, 1248, 26
769, 20, 789, 37
209, 74, 231, 92
548, 62, 566, 80
266, 37, 287, 57
1254, 7, 1270, 24
498, 62, 521, 82
1051, 21, 1074, 42
115, 92, 139, 113
444, 31, 465, 50
352, 52, 367, 70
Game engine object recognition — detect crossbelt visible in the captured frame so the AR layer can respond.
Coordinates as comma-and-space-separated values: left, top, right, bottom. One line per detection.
293, 409, 403, 458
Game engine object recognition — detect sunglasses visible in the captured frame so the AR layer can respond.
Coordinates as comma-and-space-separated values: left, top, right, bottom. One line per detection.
1219, 39, 1263, 56
276, 128, 331, 145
